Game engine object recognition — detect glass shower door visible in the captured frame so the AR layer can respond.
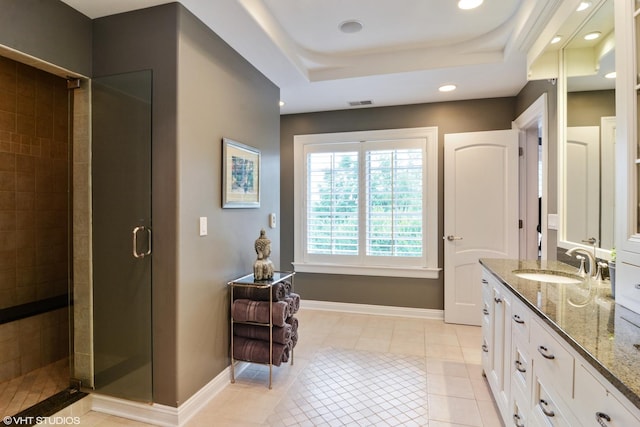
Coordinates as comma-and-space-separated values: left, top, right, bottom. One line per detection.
91, 70, 152, 402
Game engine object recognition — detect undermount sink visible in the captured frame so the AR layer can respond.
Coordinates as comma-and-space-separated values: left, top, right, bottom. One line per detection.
512, 269, 583, 284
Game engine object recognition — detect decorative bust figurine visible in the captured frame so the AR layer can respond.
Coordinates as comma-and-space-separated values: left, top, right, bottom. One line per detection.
253, 229, 274, 280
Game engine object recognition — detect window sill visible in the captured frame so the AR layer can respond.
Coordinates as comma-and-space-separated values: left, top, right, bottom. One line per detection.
292, 262, 441, 279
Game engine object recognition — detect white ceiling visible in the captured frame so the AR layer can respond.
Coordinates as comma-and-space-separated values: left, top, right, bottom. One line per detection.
60, 0, 563, 114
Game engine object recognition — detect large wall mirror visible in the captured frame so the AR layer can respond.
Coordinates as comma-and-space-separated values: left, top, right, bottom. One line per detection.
560, 0, 615, 257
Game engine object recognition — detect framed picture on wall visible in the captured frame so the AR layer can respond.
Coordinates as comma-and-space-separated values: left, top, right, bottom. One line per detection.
222, 138, 261, 208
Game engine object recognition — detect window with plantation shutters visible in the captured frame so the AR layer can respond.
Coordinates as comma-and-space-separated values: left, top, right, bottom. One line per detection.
294, 127, 439, 279
365, 145, 423, 257
306, 150, 359, 255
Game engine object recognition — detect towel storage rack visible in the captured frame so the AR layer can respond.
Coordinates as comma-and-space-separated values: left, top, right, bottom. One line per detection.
228, 271, 296, 389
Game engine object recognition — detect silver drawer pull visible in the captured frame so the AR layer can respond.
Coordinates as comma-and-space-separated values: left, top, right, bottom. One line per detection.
513, 314, 525, 324
482, 343, 489, 353
494, 297, 502, 304
539, 399, 555, 417
483, 308, 489, 315
515, 360, 527, 373
596, 412, 611, 427
513, 413, 525, 427
481, 279, 488, 284
538, 345, 555, 360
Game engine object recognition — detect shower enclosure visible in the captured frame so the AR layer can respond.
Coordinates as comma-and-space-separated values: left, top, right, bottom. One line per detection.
91, 70, 153, 402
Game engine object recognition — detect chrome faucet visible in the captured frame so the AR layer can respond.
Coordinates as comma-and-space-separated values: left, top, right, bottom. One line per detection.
566, 247, 596, 278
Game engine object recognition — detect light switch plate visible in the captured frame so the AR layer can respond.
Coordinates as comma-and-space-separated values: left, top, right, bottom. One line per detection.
199, 217, 208, 236
269, 213, 277, 228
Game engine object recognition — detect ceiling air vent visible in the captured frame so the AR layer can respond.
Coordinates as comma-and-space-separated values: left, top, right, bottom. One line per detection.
348, 100, 373, 107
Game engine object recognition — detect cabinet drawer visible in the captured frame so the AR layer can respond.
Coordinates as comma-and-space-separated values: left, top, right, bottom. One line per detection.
531, 318, 574, 397
532, 376, 578, 427
511, 336, 531, 397
574, 364, 640, 426
511, 393, 528, 427
511, 296, 530, 341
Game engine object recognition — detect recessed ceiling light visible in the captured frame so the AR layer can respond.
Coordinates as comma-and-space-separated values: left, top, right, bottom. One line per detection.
551, 36, 562, 44
279, 100, 285, 107
439, 84, 457, 92
584, 31, 601, 41
458, 0, 483, 10
339, 20, 363, 34
605, 71, 616, 79
576, 2, 592, 12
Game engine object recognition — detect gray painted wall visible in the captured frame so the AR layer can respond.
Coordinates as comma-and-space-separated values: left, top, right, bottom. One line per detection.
280, 98, 517, 310
567, 90, 615, 126
175, 6, 280, 405
0, 0, 91, 76
93, 3, 280, 406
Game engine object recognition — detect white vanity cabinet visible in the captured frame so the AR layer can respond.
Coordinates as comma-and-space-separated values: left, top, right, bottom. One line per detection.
615, 0, 640, 313
480, 265, 640, 427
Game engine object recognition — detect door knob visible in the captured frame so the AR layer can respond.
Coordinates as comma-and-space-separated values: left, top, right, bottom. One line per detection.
446, 235, 463, 241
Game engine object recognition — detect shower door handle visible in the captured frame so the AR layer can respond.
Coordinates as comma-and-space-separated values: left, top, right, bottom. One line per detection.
133, 226, 152, 258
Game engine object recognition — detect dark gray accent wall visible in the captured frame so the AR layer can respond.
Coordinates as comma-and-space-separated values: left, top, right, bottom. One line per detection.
93, 3, 179, 406
280, 98, 517, 310
0, 0, 91, 76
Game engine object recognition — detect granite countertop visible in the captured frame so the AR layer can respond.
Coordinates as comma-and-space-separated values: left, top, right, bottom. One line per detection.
480, 258, 640, 410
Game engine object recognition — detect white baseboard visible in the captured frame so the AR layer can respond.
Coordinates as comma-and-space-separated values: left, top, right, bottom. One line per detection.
302, 299, 444, 320
89, 362, 249, 426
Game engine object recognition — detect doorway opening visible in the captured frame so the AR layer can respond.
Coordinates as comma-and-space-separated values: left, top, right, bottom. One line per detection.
515, 93, 548, 261
0, 54, 85, 418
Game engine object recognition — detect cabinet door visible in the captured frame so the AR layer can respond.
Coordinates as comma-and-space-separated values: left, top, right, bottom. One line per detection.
481, 275, 492, 375
486, 277, 512, 419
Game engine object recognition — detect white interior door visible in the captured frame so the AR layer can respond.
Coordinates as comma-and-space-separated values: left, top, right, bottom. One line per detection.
444, 130, 519, 325
565, 126, 600, 246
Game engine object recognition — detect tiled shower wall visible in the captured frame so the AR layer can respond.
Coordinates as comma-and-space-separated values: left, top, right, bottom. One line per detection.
0, 307, 68, 382
0, 56, 70, 381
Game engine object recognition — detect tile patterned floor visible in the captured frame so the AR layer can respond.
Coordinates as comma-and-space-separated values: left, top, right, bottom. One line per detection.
267, 348, 428, 426
51, 309, 503, 426
0, 358, 69, 418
